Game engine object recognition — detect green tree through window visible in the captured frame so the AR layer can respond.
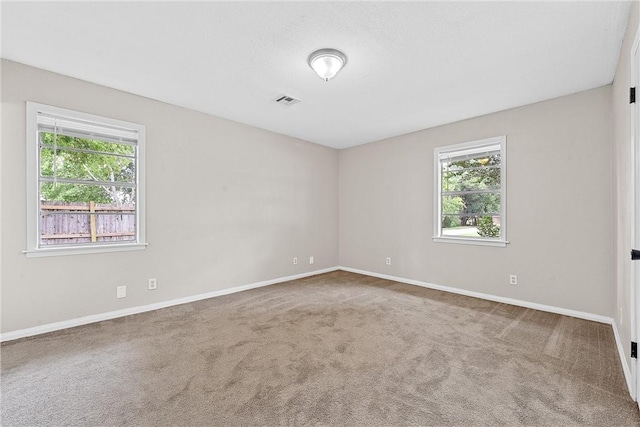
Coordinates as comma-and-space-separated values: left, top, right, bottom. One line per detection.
40, 133, 135, 207
26, 102, 145, 255
435, 136, 506, 244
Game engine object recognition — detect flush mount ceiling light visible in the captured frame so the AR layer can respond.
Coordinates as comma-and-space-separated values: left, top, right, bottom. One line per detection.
308, 48, 347, 81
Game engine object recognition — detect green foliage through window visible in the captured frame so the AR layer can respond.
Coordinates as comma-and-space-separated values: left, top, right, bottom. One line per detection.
437, 139, 504, 241
40, 133, 135, 206
476, 216, 500, 237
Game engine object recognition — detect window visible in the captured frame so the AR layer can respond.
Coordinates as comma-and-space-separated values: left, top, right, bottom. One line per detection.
434, 136, 507, 247
25, 102, 146, 257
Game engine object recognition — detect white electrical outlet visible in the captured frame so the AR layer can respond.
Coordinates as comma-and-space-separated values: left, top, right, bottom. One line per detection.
309, 256, 314, 264
386, 257, 391, 265
148, 278, 157, 290
116, 285, 127, 299
293, 257, 298, 265
509, 275, 518, 285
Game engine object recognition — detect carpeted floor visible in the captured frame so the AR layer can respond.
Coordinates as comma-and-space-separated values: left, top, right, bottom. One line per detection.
1, 271, 639, 426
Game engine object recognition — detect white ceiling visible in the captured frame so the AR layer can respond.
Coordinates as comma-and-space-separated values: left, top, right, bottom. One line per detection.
1, 1, 632, 149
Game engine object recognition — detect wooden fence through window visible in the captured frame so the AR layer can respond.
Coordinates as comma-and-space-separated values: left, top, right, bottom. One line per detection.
40, 201, 135, 245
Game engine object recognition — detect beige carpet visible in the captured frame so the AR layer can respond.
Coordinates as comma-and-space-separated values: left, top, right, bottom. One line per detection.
1, 271, 639, 426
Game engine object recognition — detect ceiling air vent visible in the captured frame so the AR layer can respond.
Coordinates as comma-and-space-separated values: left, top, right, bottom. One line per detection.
274, 94, 300, 106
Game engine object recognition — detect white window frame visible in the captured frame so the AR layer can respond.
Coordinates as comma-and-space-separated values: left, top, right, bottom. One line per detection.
25, 102, 147, 257
433, 135, 508, 247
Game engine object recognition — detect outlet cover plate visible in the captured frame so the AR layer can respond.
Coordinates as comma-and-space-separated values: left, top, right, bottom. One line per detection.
116, 285, 127, 299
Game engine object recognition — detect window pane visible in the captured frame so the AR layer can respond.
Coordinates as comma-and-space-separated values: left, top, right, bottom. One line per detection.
441, 194, 500, 216
442, 154, 501, 192
442, 215, 501, 238
441, 192, 501, 239
40, 132, 135, 155
40, 182, 135, 206
39, 190, 136, 247
41, 147, 135, 184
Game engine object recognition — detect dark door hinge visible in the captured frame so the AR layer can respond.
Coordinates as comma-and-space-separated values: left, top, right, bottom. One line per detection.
631, 87, 636, 104
631, 249, 640, 260
632, 342, 637, 359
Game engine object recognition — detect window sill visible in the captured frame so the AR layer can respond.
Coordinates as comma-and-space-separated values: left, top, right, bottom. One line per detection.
23, 243, 148, 258
432, 236, 508, 247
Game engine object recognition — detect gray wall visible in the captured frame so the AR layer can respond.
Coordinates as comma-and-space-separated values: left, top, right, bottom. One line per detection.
1, 60, 339, 333
613, 0, 639, 380
339, 86, 614, 317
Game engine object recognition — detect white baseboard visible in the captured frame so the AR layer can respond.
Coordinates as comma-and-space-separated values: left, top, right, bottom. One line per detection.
612, 321, 635, 400
339, 266, 613, 324
0, 267, 339, 342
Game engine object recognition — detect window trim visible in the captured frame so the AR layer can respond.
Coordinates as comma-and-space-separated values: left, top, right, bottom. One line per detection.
433, 135, 508, 247
25, 102, 147, 257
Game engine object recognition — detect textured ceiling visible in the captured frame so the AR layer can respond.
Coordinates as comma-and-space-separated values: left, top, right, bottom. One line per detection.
1, 1, 632, 149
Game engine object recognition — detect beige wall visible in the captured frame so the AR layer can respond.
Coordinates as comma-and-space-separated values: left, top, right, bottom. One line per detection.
1, 60, 339, 333
613, 1, 639, 381
339, 86, 614, 316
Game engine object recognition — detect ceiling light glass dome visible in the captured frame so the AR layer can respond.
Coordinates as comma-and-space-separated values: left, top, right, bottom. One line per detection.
308, 48, 347, 81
